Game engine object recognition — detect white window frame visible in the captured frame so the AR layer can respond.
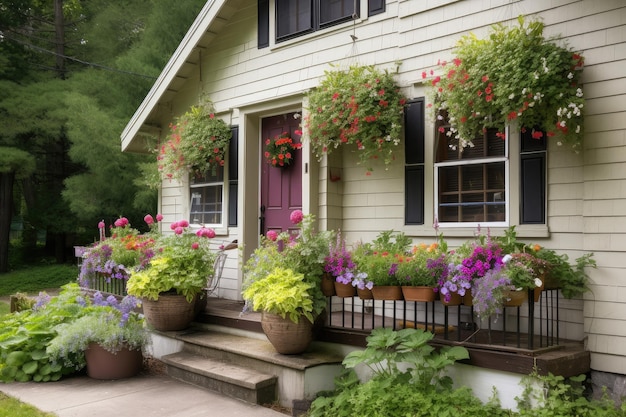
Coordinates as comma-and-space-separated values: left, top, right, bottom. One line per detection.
189, 170, 226, 229
434, 126, 510, 229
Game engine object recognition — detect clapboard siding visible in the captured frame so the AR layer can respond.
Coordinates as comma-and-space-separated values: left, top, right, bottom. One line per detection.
123, 0, 626, 375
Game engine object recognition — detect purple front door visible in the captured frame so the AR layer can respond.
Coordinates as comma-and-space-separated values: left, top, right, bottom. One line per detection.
260, 113, 302, 235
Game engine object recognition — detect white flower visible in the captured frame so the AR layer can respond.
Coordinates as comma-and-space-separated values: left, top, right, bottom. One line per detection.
557, 108, 562, 117
533, 72, 539, 80
557, 141, 563, 146
437, 114, 444, 120
567, 72, 574, 79
534, 278, 543, 287
522, 88, 527, 95
509, 93, 515, 99
576, 88, 583, 97
560, 121, 566, 127
567, 112, 572, 119
293, 113, 301, 119
502, 254, 512, 263
576, 125, 581, 133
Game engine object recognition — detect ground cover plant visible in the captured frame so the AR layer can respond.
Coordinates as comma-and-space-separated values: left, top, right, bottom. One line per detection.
307, 328, 626, 416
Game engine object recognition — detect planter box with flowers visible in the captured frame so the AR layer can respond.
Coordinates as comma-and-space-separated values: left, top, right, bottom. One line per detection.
305, 64, 407, 173
428, 16, 585, 152
264, 131, 302, 168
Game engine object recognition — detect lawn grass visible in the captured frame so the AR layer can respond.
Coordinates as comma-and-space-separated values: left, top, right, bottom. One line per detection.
0, 264, 77, 297
0, 393, 56, 417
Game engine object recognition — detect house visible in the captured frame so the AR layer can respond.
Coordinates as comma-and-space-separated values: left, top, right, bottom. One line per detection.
121, 0, 626, 409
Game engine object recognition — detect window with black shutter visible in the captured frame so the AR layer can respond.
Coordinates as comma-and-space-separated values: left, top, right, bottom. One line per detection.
520, 128, 546, 224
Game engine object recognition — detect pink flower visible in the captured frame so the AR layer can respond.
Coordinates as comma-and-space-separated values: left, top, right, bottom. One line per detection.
144, 214, 154, 225
114, 217, 129, 228
290, 210, 304, 225
98, 221, 105, 229
174, 226, 184, 235
178, 219, 189, 228
266, 230, 278, 241
156, 213, 163, 222
191, 242, 199, 250
170, 221, 179, 230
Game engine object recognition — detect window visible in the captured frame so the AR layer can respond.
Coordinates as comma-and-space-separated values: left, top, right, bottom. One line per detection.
274, 0, 359, 43
259, 1, 384, 47
189, 127, 239, 228
434, 113, 507, 225
190, 169, 224, 227
403, 101, 546, 228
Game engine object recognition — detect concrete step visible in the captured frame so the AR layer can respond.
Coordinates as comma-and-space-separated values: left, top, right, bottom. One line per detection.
151, 325, 345, 409
161, 350, 277, 405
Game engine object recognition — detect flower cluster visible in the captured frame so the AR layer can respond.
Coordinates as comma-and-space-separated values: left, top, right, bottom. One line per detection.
351, 230, 412, 286
264, 132, 302, 167
126, 219, 218, 302
305, 64, 406, 172
470, 266, 513, 318
324, 231, 359, 284
242, 210, 335, 320
157, 99, 232, 182
396, 242, 443, 286
428, 17, 585, 152
79, 217, 157, 286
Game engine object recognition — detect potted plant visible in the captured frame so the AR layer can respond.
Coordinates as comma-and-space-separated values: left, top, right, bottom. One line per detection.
502, 252, 548, 302
526, 244, 596, 298
396, 240, 444, 302
242, 210, 334, 354
429, 16, 585, 152
47, 286, 148, 380
126, 219, 218, 331
323, 231, 360, 297
157, 98, 232, 182
305, 64, 407, 172
352, 230, 412, 300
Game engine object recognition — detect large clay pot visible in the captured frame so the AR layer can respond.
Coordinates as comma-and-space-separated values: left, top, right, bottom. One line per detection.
261, 312, 314, 355
371, 285, 403, 300
401, 286, 436, 302
142, 293, 198, 331
85, 343, 143, 380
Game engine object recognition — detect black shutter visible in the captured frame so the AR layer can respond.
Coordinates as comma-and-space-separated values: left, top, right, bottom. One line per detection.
404, 98, 425, 225
368, 0, 385, 16
520, 128, 546, 224
258, 0, 269, 48
228, 127, 239, 226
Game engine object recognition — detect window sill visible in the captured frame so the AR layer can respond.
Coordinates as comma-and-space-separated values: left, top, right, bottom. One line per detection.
402, 224, 550, 239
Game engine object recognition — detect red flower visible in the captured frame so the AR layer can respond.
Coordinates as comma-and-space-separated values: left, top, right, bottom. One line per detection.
531, 130, 544, 139
453, 58, 462, 67
507, 111, 517, 120
481, 75, 489, 82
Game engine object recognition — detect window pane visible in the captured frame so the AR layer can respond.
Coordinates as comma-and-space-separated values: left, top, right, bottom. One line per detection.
319, 0, 355, 27
190, 184, 223, 225
438, 162, 505, 223
276, 0, 312, 39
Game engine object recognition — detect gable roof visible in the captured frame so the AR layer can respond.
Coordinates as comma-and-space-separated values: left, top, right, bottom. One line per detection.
121, 0, 241, 153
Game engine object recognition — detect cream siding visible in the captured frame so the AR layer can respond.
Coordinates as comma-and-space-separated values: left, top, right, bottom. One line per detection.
122, 0, 626, 375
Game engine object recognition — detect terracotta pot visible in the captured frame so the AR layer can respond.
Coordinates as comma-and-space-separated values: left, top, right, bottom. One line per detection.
371, 285, 403, 300
334, 281, 356, 298
440, 292, 463, 306
504, 290, 527, 307
401, 286, 436, 302
357, 287, 374, 300
321, 274, 336, 297
85, 343, 143, 380
142, 293, 198, 331
261, 312, 313, 355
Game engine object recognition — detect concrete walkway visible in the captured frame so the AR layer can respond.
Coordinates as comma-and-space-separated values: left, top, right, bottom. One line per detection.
1, 373, 288, 417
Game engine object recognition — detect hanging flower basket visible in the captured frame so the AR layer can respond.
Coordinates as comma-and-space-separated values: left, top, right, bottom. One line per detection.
157, 98, 232, 181
428, 16, 585, 152
305, 64, 406, 172
264, 132, 301, 167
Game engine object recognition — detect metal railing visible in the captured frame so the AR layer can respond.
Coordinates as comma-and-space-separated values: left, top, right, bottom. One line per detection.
323, 288, 561, 351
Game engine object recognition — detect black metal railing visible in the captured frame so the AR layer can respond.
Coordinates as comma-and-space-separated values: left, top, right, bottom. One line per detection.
323, 288, 561, 351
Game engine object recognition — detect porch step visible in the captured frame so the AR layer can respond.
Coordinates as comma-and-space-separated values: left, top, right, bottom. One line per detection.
161, 351, 277, 405
155, 325, 345, 410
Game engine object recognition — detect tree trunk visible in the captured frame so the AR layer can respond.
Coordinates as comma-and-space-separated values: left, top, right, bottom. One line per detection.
54, 0, 66, 79
0, 172, 15, 273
